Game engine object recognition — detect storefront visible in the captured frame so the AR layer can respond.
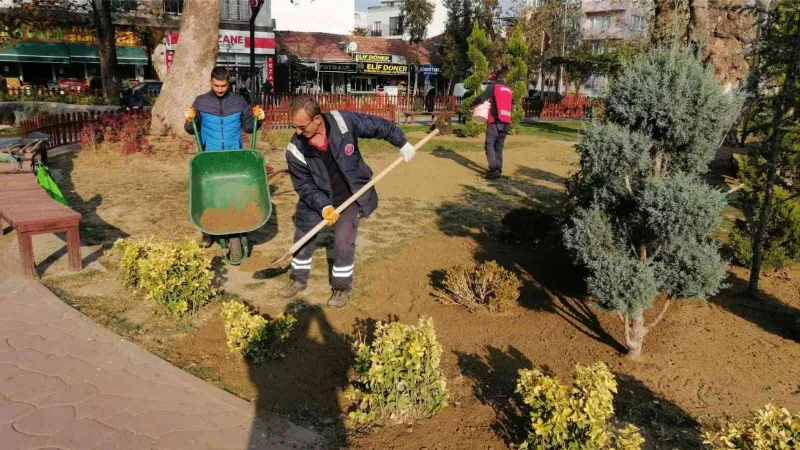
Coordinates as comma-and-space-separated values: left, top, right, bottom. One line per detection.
357, 60, 410, 95
165, 29, 275, 89
0, 26, 148, 89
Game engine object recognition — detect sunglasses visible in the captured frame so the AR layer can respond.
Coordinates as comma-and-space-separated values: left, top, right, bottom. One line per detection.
295, 115, 319, 132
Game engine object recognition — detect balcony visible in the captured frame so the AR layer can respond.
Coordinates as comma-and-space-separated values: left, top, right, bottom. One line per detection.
389, 28, 402, 36
371, 30, 383, 37
582, 0, 629, 14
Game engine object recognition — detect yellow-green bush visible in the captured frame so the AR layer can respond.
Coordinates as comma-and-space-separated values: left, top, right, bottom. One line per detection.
439, 260, 522, 312
516, 362, 644, 450
220, 300, 296, 363
703, 404, 800, 449
114, 237, 215, 314
346, 317, 448, 426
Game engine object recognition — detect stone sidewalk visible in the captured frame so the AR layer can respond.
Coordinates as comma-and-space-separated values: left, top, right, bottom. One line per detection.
0, 275, 322, 450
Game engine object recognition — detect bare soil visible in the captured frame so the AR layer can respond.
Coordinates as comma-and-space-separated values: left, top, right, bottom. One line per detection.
200, 201, 264, 234
37, 126, 800, 450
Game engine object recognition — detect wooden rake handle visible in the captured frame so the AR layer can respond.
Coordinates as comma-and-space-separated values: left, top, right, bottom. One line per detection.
271, 128, 440, 266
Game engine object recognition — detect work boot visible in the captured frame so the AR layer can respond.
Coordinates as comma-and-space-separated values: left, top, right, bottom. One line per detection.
279, 279, 307, 298
327, 288, 350, 308
484, 169, 501, 180
198, 233, 214, 249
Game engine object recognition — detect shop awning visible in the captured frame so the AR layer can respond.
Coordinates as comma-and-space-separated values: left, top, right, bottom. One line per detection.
116, 46, 147, 65
67, 44, 147, 65
0, 42, 70, 64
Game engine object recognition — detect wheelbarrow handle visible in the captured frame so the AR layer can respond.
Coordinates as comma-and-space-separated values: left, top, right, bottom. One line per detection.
191, 118, 203, 153
271, 128, 440, 266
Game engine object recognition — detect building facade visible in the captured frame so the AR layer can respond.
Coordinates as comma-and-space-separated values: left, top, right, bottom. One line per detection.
362, 0, 405, 40
271, 0, 355, 35
0, 0, 276, 91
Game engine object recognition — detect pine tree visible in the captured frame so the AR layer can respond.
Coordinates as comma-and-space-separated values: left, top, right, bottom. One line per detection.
459, 21, 489, 135
506, 26, 528, 133
564, 47, 741, 359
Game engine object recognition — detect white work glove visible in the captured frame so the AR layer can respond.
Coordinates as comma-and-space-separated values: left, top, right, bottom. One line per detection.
399, 142, 415, 163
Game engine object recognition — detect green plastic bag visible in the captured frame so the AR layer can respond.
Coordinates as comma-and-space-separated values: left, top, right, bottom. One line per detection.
36, 165, 68, 206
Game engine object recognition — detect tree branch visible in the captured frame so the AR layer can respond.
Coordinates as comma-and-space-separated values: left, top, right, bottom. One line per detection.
617, 313, 625, 325
624, 175, 634, 196
646, 299, 671, 330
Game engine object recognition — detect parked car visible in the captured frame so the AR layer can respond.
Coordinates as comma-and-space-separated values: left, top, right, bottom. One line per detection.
132, 80, 162, 96
529, 91, 564, 102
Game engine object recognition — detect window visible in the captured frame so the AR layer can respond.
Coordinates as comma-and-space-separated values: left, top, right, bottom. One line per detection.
111, 0, 139, 12
221, 0, 252, 21
389, 16, 402, 36
630, 15, 646, 32
350, 76, 377, 93
590, 15, 612, 30
591, 42, 606, 54
372, 21, 383, 37
164, 0, 184, 14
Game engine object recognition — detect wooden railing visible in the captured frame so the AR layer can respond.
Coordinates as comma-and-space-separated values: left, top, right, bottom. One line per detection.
19, 110, 149, 149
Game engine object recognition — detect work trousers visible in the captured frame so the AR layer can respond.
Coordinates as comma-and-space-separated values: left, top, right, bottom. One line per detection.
485, 122, 510, 173
290, 204, 359, 291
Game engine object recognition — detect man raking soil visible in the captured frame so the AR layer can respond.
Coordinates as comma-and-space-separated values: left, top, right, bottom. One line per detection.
278, 95, 423, 308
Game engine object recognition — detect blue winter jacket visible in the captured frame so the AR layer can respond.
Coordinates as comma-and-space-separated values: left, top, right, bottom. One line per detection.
184, 90, 258, 151
286, 110, 408, 232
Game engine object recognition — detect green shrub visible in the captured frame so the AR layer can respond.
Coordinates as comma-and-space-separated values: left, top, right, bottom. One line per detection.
220, 300, 296, 363
462, 119, 485, 138
438, 261, 521, 312
703, 404, 800, 449
731, 154, 800, 270
0, 111, 15, 125
114, 237, 216, 314
516, 362, 644, 450
346, 317, 448, 426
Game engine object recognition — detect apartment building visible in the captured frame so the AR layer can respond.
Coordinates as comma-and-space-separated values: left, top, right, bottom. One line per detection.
363, 0, 406, 39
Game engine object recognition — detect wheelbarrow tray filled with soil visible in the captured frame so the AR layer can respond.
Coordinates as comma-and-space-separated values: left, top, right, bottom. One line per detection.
189, 150, 271, 236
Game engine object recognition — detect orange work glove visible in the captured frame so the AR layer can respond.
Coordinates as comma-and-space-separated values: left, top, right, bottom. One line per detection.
252, 105, 265, 121
185, 107, 197, 122
322, 205, 339, 227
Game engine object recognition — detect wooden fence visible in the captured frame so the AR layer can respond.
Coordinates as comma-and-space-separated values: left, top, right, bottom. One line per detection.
2, 87, 101, 98
19, 110, 150, 149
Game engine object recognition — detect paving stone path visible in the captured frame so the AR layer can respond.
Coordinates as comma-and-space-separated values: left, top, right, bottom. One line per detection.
0, 275, 322, 450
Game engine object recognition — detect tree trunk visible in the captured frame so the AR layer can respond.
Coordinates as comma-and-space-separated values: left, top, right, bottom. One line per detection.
652, 0, 676, 45
151, 0, 222, 136
92, 0, 121, 100
740, 0, 769, 146
653, 149, 665, 178
625, 310, 647, 359
749, 62, 800, 294
687, 0, 709, 52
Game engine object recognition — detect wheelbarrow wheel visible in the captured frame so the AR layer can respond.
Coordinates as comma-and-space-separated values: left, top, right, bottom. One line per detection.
228, 237, 244, 263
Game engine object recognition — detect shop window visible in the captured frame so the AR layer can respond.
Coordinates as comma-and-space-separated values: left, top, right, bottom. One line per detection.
350, 76, 377, 93
164, 0, 184, 15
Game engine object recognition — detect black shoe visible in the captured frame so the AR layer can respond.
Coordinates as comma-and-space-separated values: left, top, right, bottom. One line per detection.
484, 170, 501, 180
327, 289, 350, 308
279, 279, 307, 298
198, 233, 214, 249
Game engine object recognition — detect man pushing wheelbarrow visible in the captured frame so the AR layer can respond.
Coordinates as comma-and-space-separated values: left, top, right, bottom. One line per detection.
185, 67, 266, 250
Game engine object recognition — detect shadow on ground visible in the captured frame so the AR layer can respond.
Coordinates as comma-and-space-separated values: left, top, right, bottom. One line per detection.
36, 150, 128, 274
433, 168, 626, 353
455, 345, 703, 449
716, 272, 800, 343
455, 346, 534, 446
247, 301, 353, 448
614, 374, 703, 449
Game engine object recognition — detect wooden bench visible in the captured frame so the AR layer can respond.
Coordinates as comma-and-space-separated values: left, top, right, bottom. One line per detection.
0, 173, 82, 277
402, 111, 455, 125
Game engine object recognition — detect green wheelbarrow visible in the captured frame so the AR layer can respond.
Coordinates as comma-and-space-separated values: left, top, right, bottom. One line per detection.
188, 117, 271, 265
